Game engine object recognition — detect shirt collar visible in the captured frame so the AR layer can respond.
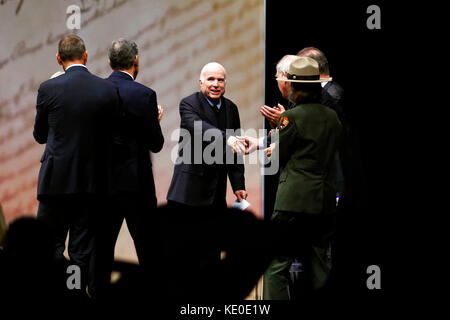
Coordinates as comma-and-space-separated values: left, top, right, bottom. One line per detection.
118, 70, 134, 80
205, 97, 222, 109
321, 77, 332, 88
65, 64, 87, 71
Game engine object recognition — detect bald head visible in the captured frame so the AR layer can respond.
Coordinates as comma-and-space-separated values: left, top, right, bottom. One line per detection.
199, 62, 227, 102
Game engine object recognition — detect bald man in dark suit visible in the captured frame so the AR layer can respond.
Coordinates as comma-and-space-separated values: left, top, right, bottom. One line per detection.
167, 62, 247, 208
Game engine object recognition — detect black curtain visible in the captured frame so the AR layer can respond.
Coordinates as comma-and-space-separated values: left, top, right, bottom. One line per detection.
264, 0, 401, 303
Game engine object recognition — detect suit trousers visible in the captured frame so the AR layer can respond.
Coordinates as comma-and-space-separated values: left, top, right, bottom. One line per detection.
165, 199, 228, 299
89, 192, 156, 299
37, 194, 100, 291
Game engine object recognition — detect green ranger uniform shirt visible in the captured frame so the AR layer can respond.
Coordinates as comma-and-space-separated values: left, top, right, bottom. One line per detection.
274, 103, 342, 215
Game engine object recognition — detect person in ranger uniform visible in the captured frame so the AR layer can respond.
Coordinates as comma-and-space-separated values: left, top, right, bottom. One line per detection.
263, 56, 342, 300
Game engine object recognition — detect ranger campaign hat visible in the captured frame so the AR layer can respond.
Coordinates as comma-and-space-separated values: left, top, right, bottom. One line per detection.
276, 56, 332, 83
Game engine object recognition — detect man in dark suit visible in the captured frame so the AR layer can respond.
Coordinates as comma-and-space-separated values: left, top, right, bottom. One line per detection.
296, 47, 348, 195
167, 62, 247, 208
166, 63, 247, 273
91, 38, 164, 297
33, 34, 120, 294
297, 47, 368, 295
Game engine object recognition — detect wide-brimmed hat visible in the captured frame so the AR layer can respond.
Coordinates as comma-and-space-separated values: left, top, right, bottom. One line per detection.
276, 56, 332, 83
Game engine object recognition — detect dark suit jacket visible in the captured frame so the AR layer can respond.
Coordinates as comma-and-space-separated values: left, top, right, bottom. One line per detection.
321, 81, 346, 193
33, 66, 120, 199
322, 80, 366, 200
322, 81, 344, 126
167, 92, 245, 206
106, 71, 164, 197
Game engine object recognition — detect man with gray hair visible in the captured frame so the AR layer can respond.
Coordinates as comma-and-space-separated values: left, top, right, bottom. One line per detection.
243, 54, 298, 156
91, 38, 164, 298
260, 54, 298, 129
167, 62, 247, 208
166, 62, 247, 282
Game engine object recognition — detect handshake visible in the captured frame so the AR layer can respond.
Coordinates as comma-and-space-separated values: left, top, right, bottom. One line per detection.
224, 103, 284, 155
226, 136, 275, 157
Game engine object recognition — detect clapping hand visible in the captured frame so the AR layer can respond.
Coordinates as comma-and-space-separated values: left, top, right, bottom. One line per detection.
157, 105, 164, 122
260, 104, 285, 129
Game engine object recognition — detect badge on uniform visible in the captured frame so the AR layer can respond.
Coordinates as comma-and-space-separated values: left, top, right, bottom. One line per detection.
279, 116, 289, 130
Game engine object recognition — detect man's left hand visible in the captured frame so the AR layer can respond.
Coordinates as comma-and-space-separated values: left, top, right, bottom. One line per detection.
234, 190, 248, 202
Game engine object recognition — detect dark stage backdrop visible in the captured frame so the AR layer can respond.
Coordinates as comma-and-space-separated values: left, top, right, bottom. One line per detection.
264, 0, 402, 303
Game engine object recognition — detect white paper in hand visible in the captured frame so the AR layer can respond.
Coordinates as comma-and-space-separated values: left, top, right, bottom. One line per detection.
231, 199, 250, 211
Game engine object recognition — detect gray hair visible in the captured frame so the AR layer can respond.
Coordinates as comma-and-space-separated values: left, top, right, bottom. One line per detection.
108, 38, 138, 70
199, 62, 226, 82
275, 55, 298, 77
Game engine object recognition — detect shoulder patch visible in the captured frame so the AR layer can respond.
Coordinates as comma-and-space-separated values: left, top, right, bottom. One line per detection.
279, 116, 290, 130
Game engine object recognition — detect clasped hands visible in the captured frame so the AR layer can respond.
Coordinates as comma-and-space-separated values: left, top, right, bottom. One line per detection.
226, 103, 284, 156
226, 135, 274, 156
226, 135, 255, 155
